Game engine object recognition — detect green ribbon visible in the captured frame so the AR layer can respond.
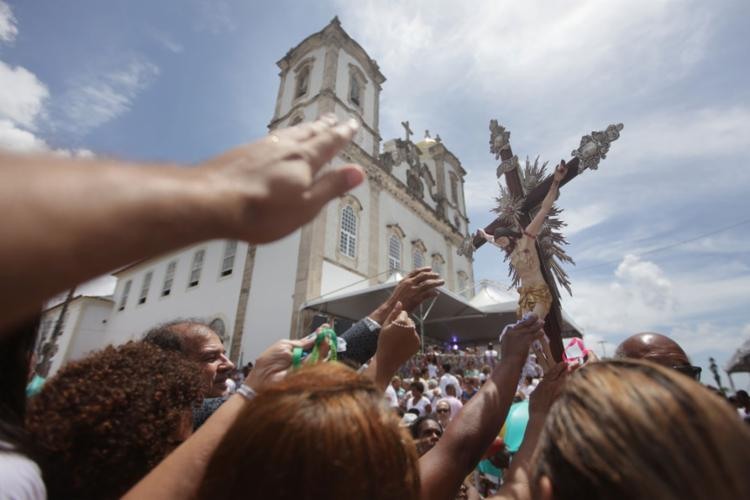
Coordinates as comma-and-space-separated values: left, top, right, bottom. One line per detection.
292, 327, 338, 369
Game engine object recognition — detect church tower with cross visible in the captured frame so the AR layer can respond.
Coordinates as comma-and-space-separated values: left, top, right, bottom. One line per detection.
60, 17, 476, 373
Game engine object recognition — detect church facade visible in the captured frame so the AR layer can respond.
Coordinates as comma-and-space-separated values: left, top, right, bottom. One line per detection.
99, 18, 474, 364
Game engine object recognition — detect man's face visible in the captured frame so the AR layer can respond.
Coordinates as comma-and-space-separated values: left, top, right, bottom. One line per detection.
436, 402, 451, 424
416, 419, 443, 455
494, 236, 510, 249
392, 379, 401, 390
185, 326, 235, 397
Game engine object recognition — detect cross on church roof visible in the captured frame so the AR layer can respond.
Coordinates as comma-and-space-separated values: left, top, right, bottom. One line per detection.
401, 120, 414, 142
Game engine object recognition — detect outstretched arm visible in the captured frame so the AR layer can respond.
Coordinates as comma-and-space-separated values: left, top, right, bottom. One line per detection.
418, 315, 545, 500
491, 362, 571, 500
0, 116, 362, 334
524, 161, 567, 238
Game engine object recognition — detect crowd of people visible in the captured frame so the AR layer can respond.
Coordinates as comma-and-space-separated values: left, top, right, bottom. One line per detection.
1, 115, 749, 499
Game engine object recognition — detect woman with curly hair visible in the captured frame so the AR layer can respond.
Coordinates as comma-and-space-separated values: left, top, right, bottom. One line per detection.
26, 341, 207, 500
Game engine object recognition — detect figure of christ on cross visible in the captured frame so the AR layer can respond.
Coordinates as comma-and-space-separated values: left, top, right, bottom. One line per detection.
478, 161, 568, 370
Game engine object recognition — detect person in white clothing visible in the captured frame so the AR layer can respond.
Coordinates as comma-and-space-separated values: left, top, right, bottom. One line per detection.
441, 384, 464, 418
405, 381, 432, 416
384, 382, 399, 408
439, 363, 461, 398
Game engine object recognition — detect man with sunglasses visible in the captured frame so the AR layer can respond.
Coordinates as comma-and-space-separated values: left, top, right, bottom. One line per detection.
614, 332, 702, 380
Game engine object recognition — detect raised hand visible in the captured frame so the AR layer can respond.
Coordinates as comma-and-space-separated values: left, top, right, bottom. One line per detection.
377, 302, 421, 370
243, 334, 318, 392
198, 114, 365, 244
553, 159, 568, 182
499, 314, 546, 362
390, 267, 445, 313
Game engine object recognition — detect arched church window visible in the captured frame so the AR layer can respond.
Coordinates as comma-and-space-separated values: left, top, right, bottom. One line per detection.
457, 271, 471, 298
347, 64, 366, 111
432, 254, 445, 276
411, 239, 427, 270
337, 196, 362, 263
349, 74, 361, 107
295, 64, 311, 99
388, 234, 402, 272
449, 172, 459, 203
413, 248, 424, 268
339, 205, 357, 258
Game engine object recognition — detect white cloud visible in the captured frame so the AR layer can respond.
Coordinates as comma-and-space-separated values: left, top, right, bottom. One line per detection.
0, 60, 49, 129
0, 0, 17, 44
563, 254, 675, 336
0, 118, 48, 152
58, 58, 159, 135
562, 203, 613, 236
335, 0, 714, 125
669, 321, 750, 359
152, 31, 183, 53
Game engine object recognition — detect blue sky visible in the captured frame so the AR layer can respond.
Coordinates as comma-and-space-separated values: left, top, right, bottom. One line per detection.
2, 0, 749, 389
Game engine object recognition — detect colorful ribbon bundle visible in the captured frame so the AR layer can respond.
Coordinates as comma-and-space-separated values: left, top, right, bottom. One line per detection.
292, 326, 339, 368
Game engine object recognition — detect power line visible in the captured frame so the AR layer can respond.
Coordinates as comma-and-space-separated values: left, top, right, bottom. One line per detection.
576, 218, 750, 272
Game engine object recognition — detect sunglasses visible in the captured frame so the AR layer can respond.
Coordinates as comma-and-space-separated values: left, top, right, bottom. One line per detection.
672, 364, 702, 381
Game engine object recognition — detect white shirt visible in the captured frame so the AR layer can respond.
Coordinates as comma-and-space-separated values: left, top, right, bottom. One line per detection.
0, 447, 47, 500
407, 395, 432, 416
484, 349, 498, 361
384, 384, 399, 408
439, 373, 461, 398
427, 363, 439, 379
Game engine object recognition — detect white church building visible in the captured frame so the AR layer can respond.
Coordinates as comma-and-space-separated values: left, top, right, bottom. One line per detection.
44, 18, 476, 369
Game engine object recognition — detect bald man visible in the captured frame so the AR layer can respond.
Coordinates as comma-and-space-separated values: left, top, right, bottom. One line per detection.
614, 332, 701, 380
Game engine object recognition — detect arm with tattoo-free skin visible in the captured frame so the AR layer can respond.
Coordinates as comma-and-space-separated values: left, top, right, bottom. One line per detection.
418, 315, 546, 500
0, 115, 362, 335
491, 362, 571, 500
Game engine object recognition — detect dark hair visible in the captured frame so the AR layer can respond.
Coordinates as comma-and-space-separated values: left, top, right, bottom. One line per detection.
142, 325, 187, 354
0, 313, 40, 453
442, 363, 451, 373
409, 416, 443, 440
242, 362, 254, 378
26, 341, 206, 500
411, 381, 425, 393
493, 227, 520, 255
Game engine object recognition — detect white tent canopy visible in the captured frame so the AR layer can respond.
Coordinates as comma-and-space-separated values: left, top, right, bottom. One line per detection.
302, 279, 583, 345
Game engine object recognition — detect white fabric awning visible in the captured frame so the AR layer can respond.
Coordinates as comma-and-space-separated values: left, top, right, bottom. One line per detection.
302, 280, 583, 344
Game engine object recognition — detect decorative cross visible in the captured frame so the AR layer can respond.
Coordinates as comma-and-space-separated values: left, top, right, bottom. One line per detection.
401, 120, 414, 142
464, 120, 623, 361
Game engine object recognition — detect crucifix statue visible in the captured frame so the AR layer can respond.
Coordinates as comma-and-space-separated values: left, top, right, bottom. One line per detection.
460, 119, 623, 361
